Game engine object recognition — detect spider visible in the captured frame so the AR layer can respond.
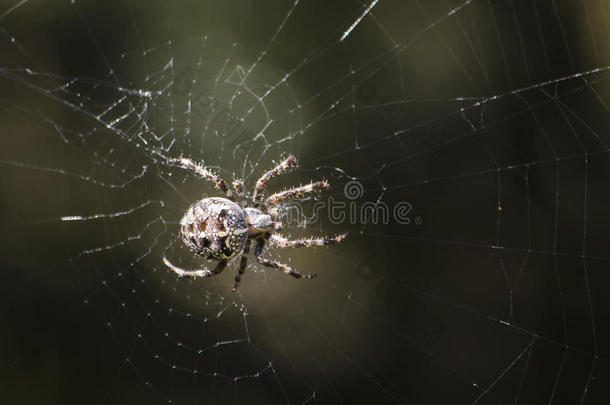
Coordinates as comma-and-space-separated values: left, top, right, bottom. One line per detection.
163, 155, 347, 291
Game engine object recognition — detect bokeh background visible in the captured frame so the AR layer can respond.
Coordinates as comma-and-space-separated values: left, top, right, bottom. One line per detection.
1, 0, 610, 404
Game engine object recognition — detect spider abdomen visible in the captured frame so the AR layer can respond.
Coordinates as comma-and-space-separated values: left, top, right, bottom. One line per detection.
180, 197, 248, 260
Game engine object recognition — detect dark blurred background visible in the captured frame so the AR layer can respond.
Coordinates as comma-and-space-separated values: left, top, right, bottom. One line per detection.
1, 0, 610, 404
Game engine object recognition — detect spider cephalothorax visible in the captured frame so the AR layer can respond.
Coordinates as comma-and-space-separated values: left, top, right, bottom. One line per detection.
164, 155, 347, 291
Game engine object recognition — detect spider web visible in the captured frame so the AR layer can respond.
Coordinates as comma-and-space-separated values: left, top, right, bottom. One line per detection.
1, 0, 610, 403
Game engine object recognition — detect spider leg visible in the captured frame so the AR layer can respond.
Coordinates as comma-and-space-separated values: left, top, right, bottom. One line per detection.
172, 157, 234, 200
232, 240, 251, 292
232, 179, 246, 202
265, 181, 330, 207
269, 233, 347, 248
252, 155, 297, 204
254, 239, 317, 280
163, 256, 227, 278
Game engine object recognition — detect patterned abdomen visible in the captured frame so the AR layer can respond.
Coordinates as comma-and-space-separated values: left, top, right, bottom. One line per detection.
180, 197, 248, 260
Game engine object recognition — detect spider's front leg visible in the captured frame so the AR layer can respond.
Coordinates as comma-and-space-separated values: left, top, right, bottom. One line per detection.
254, 239, 317, 280
232, 179, 246, 202
270, 233, 347, 248
252, 155, 297, 204
172, 157, 234, 200
163, 256, 227, 278
265, 181, 330, 207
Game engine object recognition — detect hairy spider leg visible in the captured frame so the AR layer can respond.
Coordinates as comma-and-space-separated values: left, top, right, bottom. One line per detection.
163, 256, 228, 278
269, 233, 347, 248
172, 157, 234, 200
232, 240, 251, 292
252, 155, 297, 204
254, 239, 317, 280
265, 181, 330, 207
232, 179, 246, 202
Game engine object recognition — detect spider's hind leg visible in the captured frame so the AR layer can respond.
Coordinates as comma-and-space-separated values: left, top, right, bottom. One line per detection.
254, 239, 317, 280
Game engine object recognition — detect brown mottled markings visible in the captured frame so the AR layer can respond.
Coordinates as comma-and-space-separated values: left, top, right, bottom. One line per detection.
200, 216, 225, 233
